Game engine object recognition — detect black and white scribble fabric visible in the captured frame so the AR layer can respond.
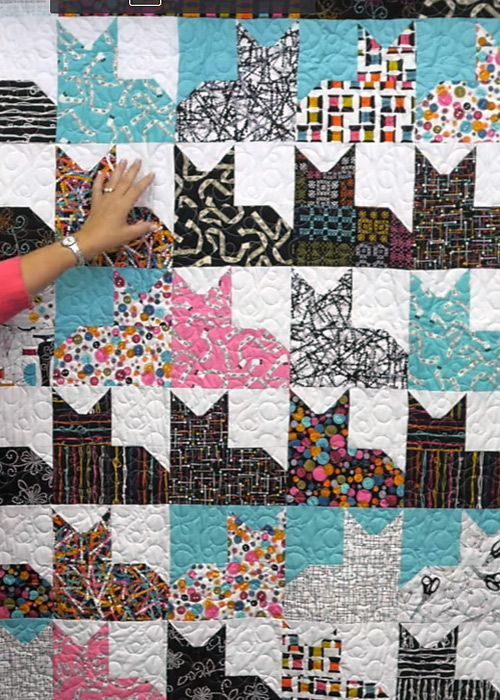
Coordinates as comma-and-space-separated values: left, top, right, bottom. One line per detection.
291, 270, 408, 387
177, 24, 299, 141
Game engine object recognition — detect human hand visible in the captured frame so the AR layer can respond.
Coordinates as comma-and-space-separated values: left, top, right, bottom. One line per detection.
76, 159, 157, 260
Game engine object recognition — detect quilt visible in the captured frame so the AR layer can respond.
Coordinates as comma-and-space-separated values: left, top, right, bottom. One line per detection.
0, 8, 499, 700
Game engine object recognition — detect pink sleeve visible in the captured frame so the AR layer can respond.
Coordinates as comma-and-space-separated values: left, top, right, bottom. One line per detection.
0, 256, 31, 323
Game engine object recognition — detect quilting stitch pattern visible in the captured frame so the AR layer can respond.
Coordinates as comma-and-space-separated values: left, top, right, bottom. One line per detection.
413, 148, 500, 269
177, 24, 299, 142
293, 147, 413, 267
296, 24, 416, 143
174, 147, 292, 266
291, 270, 408, 388
0, 14, 499, 700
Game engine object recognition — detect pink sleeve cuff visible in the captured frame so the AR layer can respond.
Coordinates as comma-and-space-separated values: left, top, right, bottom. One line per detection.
0, 256, 31, 324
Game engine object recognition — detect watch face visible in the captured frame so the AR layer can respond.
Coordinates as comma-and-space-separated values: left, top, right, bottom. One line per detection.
64, 235, 76, 246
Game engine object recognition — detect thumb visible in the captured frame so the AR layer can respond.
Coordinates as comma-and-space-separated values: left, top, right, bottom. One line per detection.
122, 220, 159, 244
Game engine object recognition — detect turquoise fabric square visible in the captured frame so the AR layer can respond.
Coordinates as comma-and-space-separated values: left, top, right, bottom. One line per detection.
409, 272, 500, 392
57, 19, 175, 143
55, 267, 113, 345
177, 18, 238, 102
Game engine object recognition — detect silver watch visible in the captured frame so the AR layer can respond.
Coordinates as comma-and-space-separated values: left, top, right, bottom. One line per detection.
61, 235, 86, 267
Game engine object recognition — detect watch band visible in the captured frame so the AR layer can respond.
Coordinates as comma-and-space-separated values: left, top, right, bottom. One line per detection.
61, 235, 87, 267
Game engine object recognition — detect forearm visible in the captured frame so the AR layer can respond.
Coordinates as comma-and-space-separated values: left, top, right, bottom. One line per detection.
20, 240, 77, 297
15, 160, 155, 301
0, 160, 155, 325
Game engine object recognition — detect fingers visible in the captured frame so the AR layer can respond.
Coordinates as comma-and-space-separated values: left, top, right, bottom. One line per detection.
99, 158, 155, 211
116, 159, 143, 195
106, 159, 128, 192
122, 220, 158, 244
125, 172, 156, 206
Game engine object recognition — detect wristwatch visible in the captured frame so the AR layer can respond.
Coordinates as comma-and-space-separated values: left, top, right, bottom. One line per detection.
60, 235, 87, 267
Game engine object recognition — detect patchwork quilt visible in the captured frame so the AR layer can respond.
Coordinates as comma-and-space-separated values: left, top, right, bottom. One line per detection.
0, 7, 499, 700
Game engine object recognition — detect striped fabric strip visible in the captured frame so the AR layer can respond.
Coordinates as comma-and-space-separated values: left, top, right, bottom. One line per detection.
0, 82, 56, 142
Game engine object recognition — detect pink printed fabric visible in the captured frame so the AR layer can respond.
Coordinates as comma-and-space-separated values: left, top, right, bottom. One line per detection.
0, 256, 31, 323
172, 271, 290, 388
53, 625, 163, 700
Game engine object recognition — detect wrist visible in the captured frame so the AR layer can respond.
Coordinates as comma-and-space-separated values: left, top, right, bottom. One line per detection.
59, 234, 87, 267
75, 224, 102, 261
57, 242, 78, 269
